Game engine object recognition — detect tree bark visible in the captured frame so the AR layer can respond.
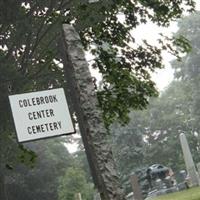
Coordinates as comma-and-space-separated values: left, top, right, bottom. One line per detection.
61, 24, 125, 200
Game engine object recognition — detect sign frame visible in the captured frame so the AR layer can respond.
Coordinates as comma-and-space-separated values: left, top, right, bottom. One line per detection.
9, 88, 75, 143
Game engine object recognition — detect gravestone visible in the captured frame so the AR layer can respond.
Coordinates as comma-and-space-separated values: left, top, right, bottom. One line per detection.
179, 133, 199, 186
196, 162, 200, 177
130, 174, 143, 200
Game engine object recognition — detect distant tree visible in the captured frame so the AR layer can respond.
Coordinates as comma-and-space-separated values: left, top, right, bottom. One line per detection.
73, 149, 93, 183
110, 115, 145, 193
110, 12, 200, 183
58, 167, 94, 200
4, 139, 73, 200
173, 11, 200, 133
142, 82, 192, 171
111, 80, 197, 193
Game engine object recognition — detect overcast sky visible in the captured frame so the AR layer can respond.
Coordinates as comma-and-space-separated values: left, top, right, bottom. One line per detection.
134, 1, 200, 91
131, 22, 178, 91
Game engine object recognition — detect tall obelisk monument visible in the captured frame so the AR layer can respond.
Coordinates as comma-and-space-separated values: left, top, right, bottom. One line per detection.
179, 133, 199, 186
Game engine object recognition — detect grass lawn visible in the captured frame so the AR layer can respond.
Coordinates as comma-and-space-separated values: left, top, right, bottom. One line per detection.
154, 187, 200, 200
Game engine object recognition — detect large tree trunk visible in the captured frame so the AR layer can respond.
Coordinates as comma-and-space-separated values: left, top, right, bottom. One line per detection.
61, 24, 125, 200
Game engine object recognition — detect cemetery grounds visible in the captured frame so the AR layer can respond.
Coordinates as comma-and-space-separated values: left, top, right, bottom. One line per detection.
154, 187, 200, 200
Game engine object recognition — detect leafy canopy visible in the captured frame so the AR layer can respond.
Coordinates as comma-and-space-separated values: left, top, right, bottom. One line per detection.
0, 0, 195, 126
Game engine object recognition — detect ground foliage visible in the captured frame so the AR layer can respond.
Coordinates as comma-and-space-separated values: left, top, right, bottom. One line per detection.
155, 186, 200, 200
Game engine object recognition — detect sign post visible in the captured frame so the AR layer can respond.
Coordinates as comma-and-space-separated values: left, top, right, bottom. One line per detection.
9, 88, 75, 142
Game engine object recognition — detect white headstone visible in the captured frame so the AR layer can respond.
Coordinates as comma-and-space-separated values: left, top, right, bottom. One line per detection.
9, 88, 75, 142
179, 133, 199, 186
196, 162, 200, 178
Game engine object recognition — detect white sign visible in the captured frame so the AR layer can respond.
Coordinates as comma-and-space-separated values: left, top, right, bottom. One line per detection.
9, 88, 75, 142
